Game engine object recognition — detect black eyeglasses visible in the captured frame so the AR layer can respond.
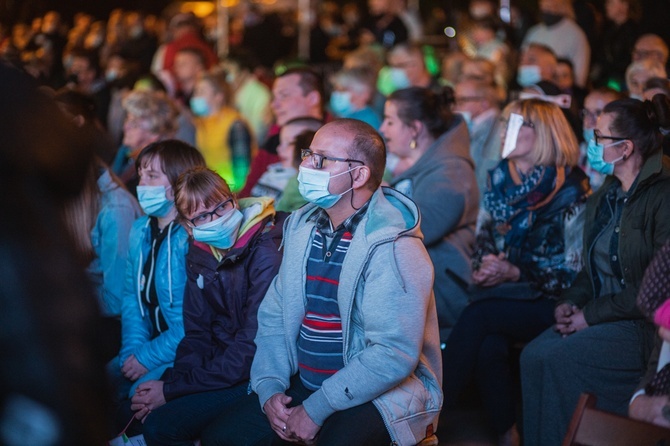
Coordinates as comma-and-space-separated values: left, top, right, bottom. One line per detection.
593, 129, 628, 146
300, 148, 365, 170
187, 199, 234, 227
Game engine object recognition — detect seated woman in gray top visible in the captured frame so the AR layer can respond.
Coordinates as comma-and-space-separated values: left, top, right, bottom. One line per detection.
380, 86, 479, 341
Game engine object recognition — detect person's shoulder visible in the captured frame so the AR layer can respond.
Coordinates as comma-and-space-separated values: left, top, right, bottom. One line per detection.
131, 215, 150, 230
101, 182, 139, 209
365, 187, 421, 236
258, 211, 289, 242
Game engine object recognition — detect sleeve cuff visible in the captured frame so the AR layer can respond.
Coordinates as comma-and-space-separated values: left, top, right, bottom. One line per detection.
630, 389, 646, 406
302, 389, 335, 427
254, 379, 288, 411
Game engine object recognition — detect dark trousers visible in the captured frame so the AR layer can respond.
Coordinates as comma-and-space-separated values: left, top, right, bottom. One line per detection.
142, 382, 248, 446
200, 374, 391, 446
113, 383, 248, 445
441, 297, 555, 434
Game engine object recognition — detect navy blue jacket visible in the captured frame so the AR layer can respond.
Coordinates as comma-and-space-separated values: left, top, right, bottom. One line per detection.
162, 212, 286, 400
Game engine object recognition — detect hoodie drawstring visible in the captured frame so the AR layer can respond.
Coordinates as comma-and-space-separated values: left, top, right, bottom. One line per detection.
136, 219, 151, 318
167, 221, 173, 308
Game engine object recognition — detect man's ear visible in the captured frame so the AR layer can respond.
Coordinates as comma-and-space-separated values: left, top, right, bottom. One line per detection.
306, 90, 321, 109
352, 165, 371, 189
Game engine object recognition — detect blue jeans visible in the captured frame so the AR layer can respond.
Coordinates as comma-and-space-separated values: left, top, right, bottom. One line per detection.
141, 382, 248, 446
200, 374, 390, 446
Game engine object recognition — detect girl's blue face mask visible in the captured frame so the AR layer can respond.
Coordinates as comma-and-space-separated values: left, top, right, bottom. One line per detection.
191, 208, 243, 250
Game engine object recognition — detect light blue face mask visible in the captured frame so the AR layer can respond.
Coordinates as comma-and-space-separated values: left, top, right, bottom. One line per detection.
583, 128, 595, 144
190, 96, 212, 117
459, 111, 473, 133
516, 65, 542, 87
298, 165, 361, 209
192, 208, 243, 249
137, 185, 174, 217
105, 69, 118, 82
586, 139, 626, 175
330, 91, 355, 117
389, 67, 411, 90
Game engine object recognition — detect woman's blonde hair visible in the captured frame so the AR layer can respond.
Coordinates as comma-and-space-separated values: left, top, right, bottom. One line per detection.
501, 98, 579, 167
122, 90, 178, 137
175, 166, 233, 219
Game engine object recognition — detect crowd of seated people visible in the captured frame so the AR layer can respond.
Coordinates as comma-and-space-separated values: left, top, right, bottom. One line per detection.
4, 1, 670, 445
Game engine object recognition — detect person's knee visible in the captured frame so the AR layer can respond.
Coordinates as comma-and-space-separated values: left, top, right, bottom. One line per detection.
477, 335, 508, 368
141, 411, 176, 445
200, 416, 238, 446
520, 336, 546, 370
461, 300, 488, 321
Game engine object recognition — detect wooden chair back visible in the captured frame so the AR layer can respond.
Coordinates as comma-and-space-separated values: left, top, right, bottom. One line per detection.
562, 393, 670, 446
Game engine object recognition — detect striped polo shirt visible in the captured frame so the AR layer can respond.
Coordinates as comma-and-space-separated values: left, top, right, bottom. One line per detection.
297, 201, 369, 390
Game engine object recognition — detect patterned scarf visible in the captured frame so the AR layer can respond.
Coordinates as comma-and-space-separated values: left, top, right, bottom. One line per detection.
484, 160, 565, 248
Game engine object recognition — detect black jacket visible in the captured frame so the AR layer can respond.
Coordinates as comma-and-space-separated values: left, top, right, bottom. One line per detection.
162, 212, 286, 400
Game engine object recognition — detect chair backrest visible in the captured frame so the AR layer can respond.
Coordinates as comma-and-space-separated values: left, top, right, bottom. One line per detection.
562, 393, 670, 446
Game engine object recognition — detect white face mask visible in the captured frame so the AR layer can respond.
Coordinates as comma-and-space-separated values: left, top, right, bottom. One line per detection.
297, 165, 362, 209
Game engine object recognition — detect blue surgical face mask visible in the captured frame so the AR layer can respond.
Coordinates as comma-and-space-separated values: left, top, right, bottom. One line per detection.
389, 67, 411, 90
298, 165, 361, 209
459, 111, 473, 133
190, 96, 212, 117
330, 91, 355, 117
583, 128, 595, 144
191, 208, 244, 249
137, 185, 174, 217
105, 69, 118, 82
586, 139, 626, 175
517, 65, 542, 87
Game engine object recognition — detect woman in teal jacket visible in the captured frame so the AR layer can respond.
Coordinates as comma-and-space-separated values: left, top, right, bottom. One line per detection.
114, 140, 206, 406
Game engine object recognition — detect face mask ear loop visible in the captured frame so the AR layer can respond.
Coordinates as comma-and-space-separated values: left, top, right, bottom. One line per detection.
348, 163, 361, 210
136, 219, 151, 317
167, 221, 173, 308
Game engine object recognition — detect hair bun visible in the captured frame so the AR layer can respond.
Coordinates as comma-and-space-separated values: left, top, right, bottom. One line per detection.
650, 93, 670, 129
644, 99, 657, 124
437, 86, 455, 107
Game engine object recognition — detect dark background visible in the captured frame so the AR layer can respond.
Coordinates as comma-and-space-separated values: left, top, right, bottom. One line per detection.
0, 0, 171, 25
2, 0, 670, 46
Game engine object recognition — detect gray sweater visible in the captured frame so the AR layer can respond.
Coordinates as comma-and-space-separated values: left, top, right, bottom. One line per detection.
391, 116, 480, 341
